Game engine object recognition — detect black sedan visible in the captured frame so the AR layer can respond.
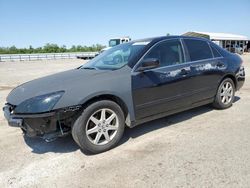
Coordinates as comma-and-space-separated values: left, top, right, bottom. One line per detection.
3, 36, 245, 153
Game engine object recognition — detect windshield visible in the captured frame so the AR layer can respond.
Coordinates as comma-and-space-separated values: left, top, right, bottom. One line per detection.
109, 39, 120, 47
80, 42, 148, 70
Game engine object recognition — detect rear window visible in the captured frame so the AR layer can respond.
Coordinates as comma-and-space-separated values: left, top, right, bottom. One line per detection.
184, 39, 213, 61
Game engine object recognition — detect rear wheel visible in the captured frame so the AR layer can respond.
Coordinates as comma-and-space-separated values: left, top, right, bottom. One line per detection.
213, 78, 235, 109
72, 100, 125, 154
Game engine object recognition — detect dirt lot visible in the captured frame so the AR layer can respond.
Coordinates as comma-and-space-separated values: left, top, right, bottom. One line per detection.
0, 56, 250, 188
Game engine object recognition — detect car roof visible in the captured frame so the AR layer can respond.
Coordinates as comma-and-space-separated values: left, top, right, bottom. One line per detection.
127, 35, 217, 68
131, 35, 210, 44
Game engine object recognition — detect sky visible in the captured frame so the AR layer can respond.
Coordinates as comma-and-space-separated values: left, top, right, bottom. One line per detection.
0, 0, 249, 48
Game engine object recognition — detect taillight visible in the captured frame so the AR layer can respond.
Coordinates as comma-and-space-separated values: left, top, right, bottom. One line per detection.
239, 66, 245, 76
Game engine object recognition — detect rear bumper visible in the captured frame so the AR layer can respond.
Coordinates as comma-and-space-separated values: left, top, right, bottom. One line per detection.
236, 66, 245, 90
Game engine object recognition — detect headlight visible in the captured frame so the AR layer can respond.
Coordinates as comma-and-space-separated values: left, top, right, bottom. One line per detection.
14, 91, 64, 114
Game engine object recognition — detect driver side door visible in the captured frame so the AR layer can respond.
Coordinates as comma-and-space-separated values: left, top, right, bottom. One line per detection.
132, 39, 195, 120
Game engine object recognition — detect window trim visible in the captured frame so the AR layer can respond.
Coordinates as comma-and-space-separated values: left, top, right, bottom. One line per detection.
209, 42, 223, 58
180, 38, 190, 62
132, 38, 186, 72
131, 38, 224, 73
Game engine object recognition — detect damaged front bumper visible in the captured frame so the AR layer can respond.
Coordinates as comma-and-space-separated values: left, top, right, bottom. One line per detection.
3, 105, 23, 127
3, 104, 80, 141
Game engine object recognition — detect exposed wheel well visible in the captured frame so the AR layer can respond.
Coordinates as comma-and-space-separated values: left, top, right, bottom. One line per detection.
81, 94, 128, 118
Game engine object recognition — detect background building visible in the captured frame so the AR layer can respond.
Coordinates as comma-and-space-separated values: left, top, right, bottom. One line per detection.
183, 31, 250, 54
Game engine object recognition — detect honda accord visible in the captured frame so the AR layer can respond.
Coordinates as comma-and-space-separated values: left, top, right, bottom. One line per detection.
3, 36, 245, 153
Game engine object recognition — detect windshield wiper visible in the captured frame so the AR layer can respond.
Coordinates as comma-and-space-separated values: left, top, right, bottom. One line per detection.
81, 67, 98, 70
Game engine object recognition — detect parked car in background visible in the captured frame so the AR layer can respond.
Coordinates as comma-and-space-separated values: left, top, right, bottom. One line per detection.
226, 44, 243, 55
3, 36, 245, 154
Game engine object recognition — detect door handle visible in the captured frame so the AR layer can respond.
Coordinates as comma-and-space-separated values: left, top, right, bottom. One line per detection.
216, 62, 225, 68
180, 68, 189, 76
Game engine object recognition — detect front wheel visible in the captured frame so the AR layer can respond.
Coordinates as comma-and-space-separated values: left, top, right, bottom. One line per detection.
72, 100, 125, 154
213, 78, 235, 109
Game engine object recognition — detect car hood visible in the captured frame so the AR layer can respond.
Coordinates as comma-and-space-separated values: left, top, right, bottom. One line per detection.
7, 68, 111, 106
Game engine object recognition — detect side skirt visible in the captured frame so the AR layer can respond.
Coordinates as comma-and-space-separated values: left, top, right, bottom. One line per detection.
130, 98, 214, 128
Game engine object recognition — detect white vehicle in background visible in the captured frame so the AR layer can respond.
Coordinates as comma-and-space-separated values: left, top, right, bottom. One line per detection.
109, 37, 131, 47
226, 44, 244, 55
100, 37, 131, 53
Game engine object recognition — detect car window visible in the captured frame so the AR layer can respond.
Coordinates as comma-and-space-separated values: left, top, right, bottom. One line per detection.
143, 39, 184, 67
210, 44, 222, 58
184, 39, 213, 61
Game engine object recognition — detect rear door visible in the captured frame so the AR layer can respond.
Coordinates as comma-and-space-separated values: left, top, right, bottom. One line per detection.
182, 39, 225, 103
132, 39, 196, 120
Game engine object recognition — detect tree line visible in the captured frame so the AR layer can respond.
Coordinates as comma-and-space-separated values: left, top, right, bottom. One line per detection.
0, 43, 106, 54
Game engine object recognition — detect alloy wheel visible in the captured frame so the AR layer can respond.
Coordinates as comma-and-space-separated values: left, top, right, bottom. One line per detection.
220, 81, 233, 105
85, 108, 119, 145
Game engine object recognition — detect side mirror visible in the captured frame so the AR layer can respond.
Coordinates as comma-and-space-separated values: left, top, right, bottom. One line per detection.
137, 58, 160, 72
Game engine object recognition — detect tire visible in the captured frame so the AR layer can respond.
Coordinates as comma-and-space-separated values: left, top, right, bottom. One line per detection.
213, 78, 235, 109
71, 117, 81, 146
72, 100, 125, 154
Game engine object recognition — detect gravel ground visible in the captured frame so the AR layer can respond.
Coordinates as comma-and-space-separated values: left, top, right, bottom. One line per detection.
0, 55, 249, 188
